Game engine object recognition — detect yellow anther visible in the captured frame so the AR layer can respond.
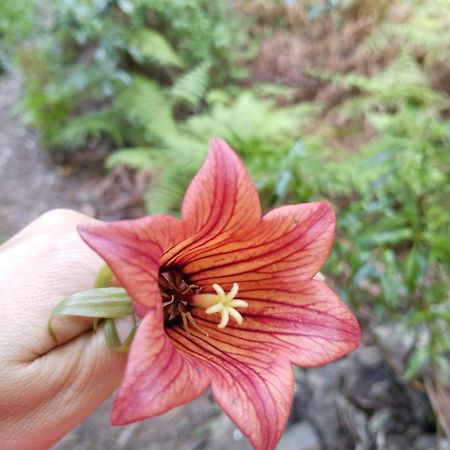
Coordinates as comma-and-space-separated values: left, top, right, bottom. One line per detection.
193, 282, 248, 329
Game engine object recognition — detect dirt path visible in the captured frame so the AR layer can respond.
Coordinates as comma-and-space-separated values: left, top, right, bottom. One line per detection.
0, 73, 149, 240
0, 75, 90, 239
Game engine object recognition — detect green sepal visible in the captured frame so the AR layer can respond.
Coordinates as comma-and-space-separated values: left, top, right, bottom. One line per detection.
95, 264, 114, 288
48, 288, 133, 341
104, 318, 137, 353
93, 317, 100, 333
93, 264, 114, 333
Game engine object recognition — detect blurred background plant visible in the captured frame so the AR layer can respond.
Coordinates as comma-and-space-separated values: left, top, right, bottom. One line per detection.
0, 0, 40, 73
2, 0, 450, 445
16, 0, 249, 151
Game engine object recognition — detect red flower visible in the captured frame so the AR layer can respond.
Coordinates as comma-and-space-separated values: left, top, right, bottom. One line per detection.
79, 139, 360, 450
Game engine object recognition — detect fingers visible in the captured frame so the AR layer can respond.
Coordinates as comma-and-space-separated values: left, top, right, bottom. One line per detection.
0, 209, 98, 252
0, 209, 104, 362
1, 322, 129, 450
0, 210, 132, 449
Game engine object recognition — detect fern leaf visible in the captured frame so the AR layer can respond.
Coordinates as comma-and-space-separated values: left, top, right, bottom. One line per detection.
128, 28, 183, 68
171, 61, 210, 109
114, 75, 176, 140
145, 170, 189, 216
106, 147, 163, 170
57, 110, 124, 149
184, 91, 311, 145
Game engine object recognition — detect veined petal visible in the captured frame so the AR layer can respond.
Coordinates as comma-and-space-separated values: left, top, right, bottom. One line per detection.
166, 325, 294, 450
161, 138, 262, 267
78, 216, 183, 315
111, 312, 210, 424
182, 201, 335, 284
193, 280, 360, 367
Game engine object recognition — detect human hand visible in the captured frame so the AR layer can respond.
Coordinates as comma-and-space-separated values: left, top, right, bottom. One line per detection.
0, 210, 128, 450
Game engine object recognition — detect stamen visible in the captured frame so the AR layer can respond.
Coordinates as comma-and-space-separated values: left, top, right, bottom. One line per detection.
162, 295, 175, 307
193, 282, 248, 329
159, 269, 207, 335
181, 311, 209, 337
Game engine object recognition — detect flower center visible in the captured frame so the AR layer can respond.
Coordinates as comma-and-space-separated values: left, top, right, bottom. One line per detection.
193, 283, 248, 329
158, 270, 201, 331
158, 271, 248, 331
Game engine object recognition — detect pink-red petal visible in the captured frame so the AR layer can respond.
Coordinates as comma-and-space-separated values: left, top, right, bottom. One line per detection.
181, 201, 335, 285
193, 280, 360, 367
111, 312, 210, 424
78, 215, 183, 315
166, 325, 294, 450
162, 138, 262, 267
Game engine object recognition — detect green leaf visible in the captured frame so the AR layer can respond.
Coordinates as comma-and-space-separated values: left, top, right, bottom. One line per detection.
128, 28, 183, 68
114, 76, 176, 138
171, 62, 210, 109
403, 347, 429, 380
380, 249, 400, 308
51, 288, 132, 318
106, 147, 161, 170
48, 288, 133, 341
57, 109, 124, 149
359, 228, 413, 247
95, 264, 114, 288
404, 248, 422, 293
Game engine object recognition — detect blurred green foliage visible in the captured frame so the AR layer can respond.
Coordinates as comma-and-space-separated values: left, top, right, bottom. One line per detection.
0, 0, 39, 72
107, 91, 316, 214
274, 52, 450, 382
17, 0, 248, 150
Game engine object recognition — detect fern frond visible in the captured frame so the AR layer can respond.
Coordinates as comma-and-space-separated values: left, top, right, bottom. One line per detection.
332, 52, 445, 107
145, 168, 191, 216
184, 91, 313, 145
171, 61, 211, 109
253, 83, 298, 102
128, 28, 183, 68
106, 147, 163, 170
144, 92, 316, 215
57, 109, 124, 149
114, 75, 176, 140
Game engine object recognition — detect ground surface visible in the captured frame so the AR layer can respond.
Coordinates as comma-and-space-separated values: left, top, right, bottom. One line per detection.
0, 74, 447, 450
0, 76, 87, 238
0, 75, 147, 240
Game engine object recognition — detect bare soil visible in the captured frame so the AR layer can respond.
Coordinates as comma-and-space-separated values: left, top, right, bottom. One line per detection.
0, 75, 148, 241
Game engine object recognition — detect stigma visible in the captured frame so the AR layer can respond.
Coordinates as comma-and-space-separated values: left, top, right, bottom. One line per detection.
193, 283, 248, 329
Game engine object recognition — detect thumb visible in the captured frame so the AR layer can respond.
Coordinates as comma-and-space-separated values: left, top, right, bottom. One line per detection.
3, 319, 130, 450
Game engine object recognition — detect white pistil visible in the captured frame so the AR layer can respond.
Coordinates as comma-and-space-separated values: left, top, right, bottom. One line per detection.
193, 282, 248, 329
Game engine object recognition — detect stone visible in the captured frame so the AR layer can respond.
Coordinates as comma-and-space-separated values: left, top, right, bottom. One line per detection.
295, 363, 346, 448
203, 413, 252, 450
414, 435, 450, 450
387, 433, 413, 450
355, 345, 383, 369
276, 422, 321, 450
373, 324, 414, 374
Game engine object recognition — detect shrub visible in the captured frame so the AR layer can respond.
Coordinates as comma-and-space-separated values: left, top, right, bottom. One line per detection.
273, 53, 450, 383
0, 0, 39, 73
107, 90, 316, 214
17, 0, 249, 151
